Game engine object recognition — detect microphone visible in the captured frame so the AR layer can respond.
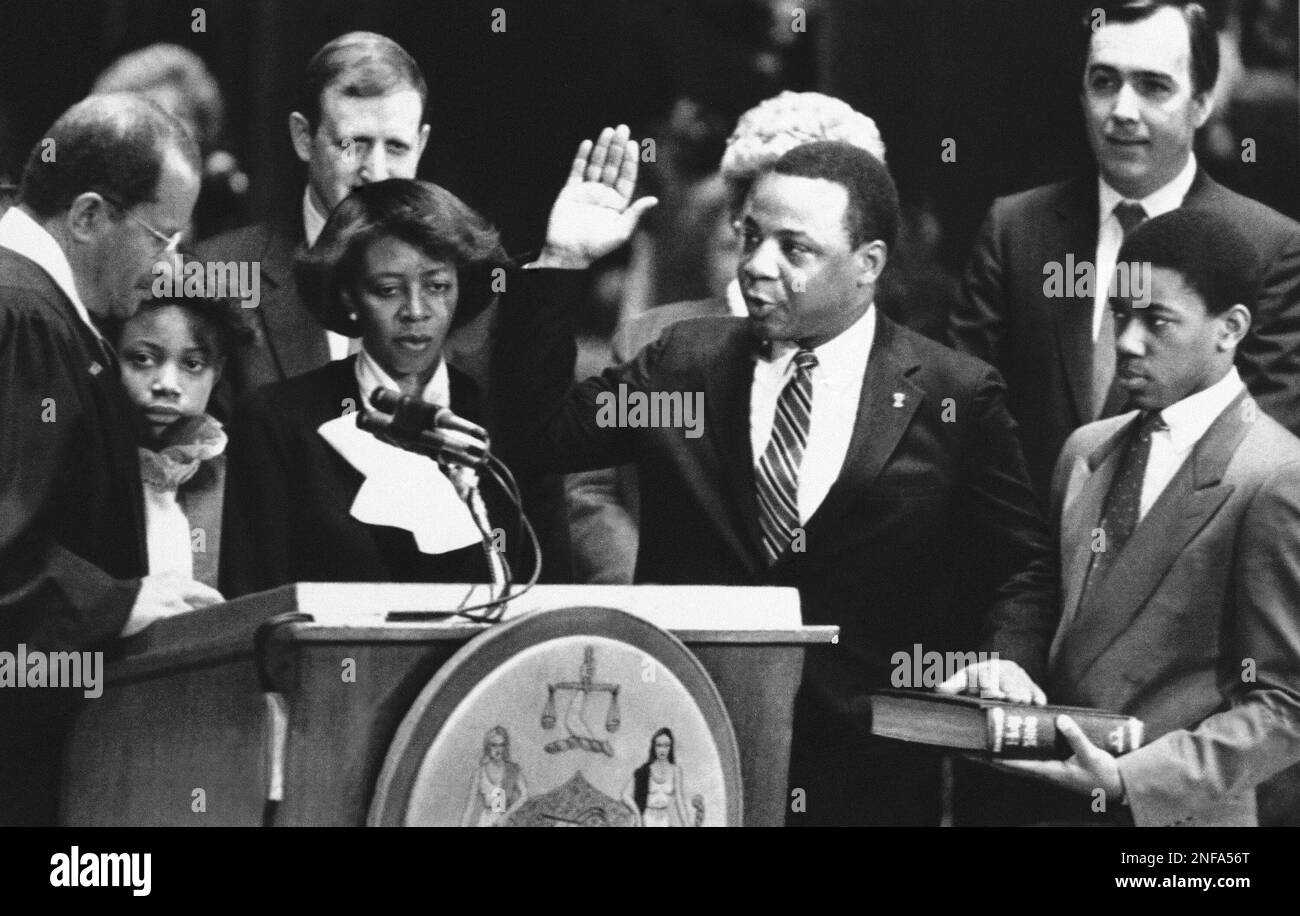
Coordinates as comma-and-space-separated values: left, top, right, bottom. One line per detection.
362, 386, 509, 597
369, 388, 486, 440
360, 386, 490, 467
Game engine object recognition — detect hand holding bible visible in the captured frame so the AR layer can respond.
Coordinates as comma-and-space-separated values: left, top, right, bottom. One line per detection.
993, 714, 1125, 801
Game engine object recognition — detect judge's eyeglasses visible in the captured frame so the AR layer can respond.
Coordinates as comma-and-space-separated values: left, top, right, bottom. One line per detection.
94, 191, 184, 254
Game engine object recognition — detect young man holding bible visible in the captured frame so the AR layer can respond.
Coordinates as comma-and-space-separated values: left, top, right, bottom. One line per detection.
943, 209, 1300, 827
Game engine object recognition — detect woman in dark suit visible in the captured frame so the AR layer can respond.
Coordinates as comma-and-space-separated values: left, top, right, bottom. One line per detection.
219, 179, 509, 597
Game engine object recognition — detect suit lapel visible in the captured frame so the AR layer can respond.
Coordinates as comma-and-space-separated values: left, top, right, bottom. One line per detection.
256, 222, 329, 379
1057, 421, 1129, 628
800, 315, 922, 545
1180, 167, 1221, 210
1051, 179, 1101, 424
448, 364, 481, 422
710, 315, 925, 568
703, 327, 766, 571
320, 354, 363, 420
1056, 392, 1252, 684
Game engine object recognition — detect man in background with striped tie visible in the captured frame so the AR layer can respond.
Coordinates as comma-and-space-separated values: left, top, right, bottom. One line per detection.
496, 134, 1057, 825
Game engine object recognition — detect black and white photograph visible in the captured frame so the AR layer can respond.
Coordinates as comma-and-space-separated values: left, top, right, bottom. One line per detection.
0, 0, 1297, 888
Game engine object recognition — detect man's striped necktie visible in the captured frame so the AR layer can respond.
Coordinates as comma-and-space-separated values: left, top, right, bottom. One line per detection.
756, 348, 818, 564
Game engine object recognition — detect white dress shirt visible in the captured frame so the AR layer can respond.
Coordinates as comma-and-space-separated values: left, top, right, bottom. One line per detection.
1092, 154, 1198, 340
303, 189, 355, 362
302, 187, 328, 249
0, 207, 103, 341
144, 490, 194, 579
750, 304, 876, 524
140, 420, 226, 581
1139, 367, 1245, 519
354, 344, 451, 409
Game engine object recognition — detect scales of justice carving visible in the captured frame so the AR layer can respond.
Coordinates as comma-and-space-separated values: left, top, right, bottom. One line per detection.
376, 607, 737, 827
539, 645, 620, 756
492, 644, 702, 826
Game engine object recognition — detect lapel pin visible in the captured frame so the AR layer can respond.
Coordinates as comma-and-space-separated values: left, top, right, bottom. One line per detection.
89, 361, 103, 376
892, 392, 905, 408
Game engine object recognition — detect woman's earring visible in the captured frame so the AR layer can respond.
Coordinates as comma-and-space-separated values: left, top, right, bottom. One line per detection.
347, 312, 358, 321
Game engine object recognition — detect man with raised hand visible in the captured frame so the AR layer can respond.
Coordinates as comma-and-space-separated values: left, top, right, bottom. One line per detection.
568, 90, 887, 586
496, 137, 1056, 825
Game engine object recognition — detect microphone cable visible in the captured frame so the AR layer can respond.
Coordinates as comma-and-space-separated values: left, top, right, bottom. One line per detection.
384, 451, 542, 625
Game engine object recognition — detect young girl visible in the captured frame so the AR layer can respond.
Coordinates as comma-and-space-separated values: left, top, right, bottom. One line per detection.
117, 296, 245, 589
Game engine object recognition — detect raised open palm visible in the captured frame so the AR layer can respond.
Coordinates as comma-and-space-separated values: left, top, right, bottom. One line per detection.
541, 124, 658, 267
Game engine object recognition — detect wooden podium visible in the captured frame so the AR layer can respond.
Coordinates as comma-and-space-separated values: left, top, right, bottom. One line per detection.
61, 584, 836, 826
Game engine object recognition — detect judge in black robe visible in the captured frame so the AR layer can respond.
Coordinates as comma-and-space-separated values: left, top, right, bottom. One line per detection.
0, 243, 148, 826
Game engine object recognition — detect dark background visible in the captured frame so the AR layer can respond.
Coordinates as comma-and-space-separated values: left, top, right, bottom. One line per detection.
0, 0, 1295, 271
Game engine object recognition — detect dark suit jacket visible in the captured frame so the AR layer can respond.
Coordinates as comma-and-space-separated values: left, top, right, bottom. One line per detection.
495, 290, 1059, 825
196, 219, 327, 418
951, 170, 1300, 507
567, 297, 732, 584
219, 355, 492, 597
0, 246, 147, 824
1045, 394, 1300, 826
